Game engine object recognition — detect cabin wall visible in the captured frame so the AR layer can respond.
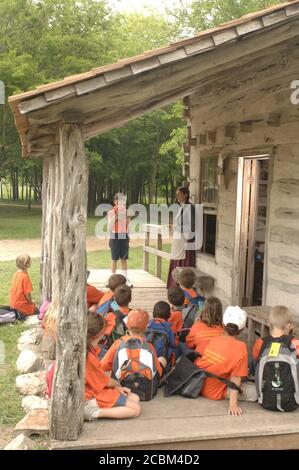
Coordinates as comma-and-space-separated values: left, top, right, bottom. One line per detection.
188, 97, 299, 314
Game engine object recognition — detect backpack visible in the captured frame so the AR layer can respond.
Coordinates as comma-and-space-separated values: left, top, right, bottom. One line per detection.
179, 304, 199, 342
145, 320, 171, 361
112, 337, 158, 401
0, 306, 16, 325
110, 309, 129, 343
183, 290, 205, 310
164, 354, 242, 399
255, 335, 299, 412
96, 297, 115, 316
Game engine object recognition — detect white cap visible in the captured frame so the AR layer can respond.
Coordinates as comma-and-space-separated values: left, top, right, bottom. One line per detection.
223, 306, 247, 331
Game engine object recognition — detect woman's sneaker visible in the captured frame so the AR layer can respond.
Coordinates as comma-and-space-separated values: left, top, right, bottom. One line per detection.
84, 398, 101, 421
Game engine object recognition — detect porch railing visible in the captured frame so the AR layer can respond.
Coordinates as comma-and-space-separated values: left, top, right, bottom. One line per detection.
143, 224, 171, 280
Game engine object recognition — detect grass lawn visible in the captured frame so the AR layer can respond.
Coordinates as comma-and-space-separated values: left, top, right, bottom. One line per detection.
0, 204, 101, 240
0, 245, 170, 429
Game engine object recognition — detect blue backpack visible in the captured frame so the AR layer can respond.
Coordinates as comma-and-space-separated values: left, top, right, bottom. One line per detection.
145, 320, 174, 361
96, 298, 119, 317
183, 290, 205, 310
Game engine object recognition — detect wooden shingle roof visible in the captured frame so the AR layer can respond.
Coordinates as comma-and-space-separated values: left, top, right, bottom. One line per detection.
8, 0, 299, 157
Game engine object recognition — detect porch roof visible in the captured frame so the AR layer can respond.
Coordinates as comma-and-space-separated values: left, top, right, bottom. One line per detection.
8, 0, 299, 157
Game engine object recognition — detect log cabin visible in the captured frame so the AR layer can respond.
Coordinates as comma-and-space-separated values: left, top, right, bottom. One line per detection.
9, 0, 299, 441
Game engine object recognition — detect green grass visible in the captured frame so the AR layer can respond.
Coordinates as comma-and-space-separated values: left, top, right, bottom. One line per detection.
0, 244, 170, 427
0, 204, 102, 240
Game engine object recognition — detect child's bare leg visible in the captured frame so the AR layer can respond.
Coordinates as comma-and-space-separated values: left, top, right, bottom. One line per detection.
127, 392, 140, 404
98, 401, 140, 419
111, 260, 117, 274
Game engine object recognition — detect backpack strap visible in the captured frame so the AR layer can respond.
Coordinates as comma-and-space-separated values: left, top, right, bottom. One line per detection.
259, 334, 294, 358
200, 369, 243, 393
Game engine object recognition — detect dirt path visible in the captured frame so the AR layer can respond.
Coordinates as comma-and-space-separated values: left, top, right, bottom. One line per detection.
0, 426, 13, 449
0, 236, 149, 261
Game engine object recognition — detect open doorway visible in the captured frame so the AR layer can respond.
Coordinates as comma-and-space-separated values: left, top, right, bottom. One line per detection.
236, 154, 270, 307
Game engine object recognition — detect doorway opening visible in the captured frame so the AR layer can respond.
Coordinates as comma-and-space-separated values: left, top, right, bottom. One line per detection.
236, 154, 270, 307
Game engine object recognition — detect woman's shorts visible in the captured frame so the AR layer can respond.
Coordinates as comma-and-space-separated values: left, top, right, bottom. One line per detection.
109, 233, 129, 261
113, 394, 127, 407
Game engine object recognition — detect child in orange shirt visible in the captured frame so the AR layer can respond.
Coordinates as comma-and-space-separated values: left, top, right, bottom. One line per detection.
86, 270, 104, 308
167, 287, 185, 337
9, 254, 37, 319
179, 268, 204, 306
195, 306, 256, 416
252, 306, 299, 363
89, 274, 127, 315
103, 284, 132, 340
84, 313, 141, 420
186, 297, 224, 355
101, 309, 163, 399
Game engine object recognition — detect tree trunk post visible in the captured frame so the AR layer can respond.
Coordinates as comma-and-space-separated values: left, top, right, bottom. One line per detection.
50, 122, 88, 441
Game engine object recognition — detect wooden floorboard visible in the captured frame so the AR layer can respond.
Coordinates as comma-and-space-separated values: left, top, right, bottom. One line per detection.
88, 269, 168, 312
51, 390, 299, 450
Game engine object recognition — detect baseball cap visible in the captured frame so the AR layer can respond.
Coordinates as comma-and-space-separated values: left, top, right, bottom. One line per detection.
223, 306, 247, 331
127, 309, 149, 331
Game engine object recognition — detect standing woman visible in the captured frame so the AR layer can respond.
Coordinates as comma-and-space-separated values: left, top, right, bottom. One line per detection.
167, 186, 196, 288
107, 193, 132, 286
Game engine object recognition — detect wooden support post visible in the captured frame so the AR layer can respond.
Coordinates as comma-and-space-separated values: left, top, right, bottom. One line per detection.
50, 122, 88, 441
41, 154, 57, 301
156, 232, 162, 279
247, 318, 256, 354
143, 228, 150, 273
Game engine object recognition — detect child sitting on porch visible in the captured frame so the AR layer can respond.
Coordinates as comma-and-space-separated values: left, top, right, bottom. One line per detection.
186, 297, 224, 355
46, 313, 141, 420
86, 270, 104, 308
195, 306, 257, 416
103, 284, 132, 343
252, 305, 299, 363
145, 301, 177, 370
101, 309, 163, 400
168, 287, 185, 338
9, 254, 38, 319
179, 268, 205, 307
89, 273, 127, 315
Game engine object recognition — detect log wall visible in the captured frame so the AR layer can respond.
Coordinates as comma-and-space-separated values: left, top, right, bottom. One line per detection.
188, 42, 299, 314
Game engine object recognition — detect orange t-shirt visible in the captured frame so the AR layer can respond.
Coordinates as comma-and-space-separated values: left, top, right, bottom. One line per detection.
169, 308, 183, 336
108, 206, 128, 234
104, 306, 130, 336
9, 271, 35, 316
87, 284, 104, 308
101, 334, 163, 378
252, 336, 299, 360
85, 346, 120, 408
98, 290, 113, 307
195, 335, 248, 400
186, 321, 224, 355
182, 288, 198, 305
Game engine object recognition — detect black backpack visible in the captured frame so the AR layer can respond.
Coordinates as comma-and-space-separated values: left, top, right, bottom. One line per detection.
255, 335, 299, 412
163, 354, 242, 399
179, 305, 199, 342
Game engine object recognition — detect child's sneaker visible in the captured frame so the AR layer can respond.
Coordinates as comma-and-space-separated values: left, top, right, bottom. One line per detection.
84, 398, 101, 421
126, 277, 133, 288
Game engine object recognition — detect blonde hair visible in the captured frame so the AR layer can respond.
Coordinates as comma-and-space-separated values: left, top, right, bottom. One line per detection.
16, 254, 31, 270
269, 306, 292, 330
44, 303, 57, 338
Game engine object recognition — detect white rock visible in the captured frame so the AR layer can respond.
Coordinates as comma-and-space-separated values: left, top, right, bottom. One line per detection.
21, 396, 48, 414
17, 330, 41, 352
25, 316, 40, 327
4, 434, 35, 450
16, 350, 43, 374
16, 371, 46, 396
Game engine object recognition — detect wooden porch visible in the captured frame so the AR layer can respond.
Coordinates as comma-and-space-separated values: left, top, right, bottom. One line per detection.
55, 267, 299, 451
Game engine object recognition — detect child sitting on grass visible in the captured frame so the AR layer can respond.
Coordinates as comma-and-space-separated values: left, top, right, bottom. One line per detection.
9, 254, 38, 319
186, 297, 224, 355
